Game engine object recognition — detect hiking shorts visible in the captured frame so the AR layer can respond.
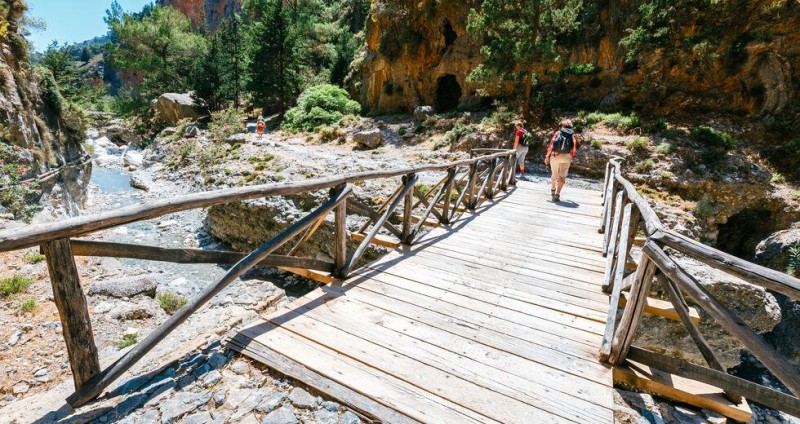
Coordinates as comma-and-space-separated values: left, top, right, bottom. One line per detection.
516, 146, 529, 166
550, 153, 572, 185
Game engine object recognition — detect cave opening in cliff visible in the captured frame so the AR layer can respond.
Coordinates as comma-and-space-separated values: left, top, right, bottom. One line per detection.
442, 18, 457, 47
715, 207, 779, 260
435, 75, 462, 112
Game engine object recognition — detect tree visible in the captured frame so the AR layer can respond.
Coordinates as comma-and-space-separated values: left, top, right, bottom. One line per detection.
247, 0, 300, 112
191, 34, 226, 112
40, 40, 72, 81
218, 14, 248, 108
107, 5, 206, 102
467, 1, 588, 120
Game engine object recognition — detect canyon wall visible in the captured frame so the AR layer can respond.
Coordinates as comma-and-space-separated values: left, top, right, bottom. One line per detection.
160, 0, 242, 32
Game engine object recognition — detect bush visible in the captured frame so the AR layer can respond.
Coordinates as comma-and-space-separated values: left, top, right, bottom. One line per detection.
157, 291, 188, 314
690, 126, 737, 151
578, 111, 641, 132
282, 85, 361, 132
19, 297, 36, 313
209, 109, 245, 141
318, 125, 344, 142
435, 124, 476, 150
657, 142, 674, 155
626, 137, 649, 153
695, 200, 714, 218
23, 251, 45, 263
115, 333, 138, 349
481, 106, 517, 128
634, 159, 655, 172
792, 190, 800, 201
590, 139, 603, 149
0, 275, 33, 297
788, 247, 800, 277
771, 173, 786, 184
398, 127, 407, 136
646, 118, 668, 134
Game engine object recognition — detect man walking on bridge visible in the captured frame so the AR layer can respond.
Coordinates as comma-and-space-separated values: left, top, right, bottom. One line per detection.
545, 119, 579, 202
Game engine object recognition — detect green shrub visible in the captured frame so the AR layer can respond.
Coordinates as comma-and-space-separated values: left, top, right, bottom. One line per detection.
626, 137, 649, 153
634, 159, 655, 172
157, 291, 188, 314
661, 170, 675, 179
283, 85, 361, 132
579, 111, 641, 132
481, 106, 517, 128
398, 127, 407, 136
657, 142, 674, 154
209, 109, 245, 141
416, 184, 430, 197
23, 251, 45, 263
646, 118, 668, 134
19, 297, 37, 313
115, 333, 138, 349
695, 200, 714, 218
792, 190, 800, 201
788, 247, 800, 277
771, 173, 786, 184
0, 275, 33, 297
558, 63, 596, 77
0, 143, 42, 221
590, 139, 603, 149
434, 123, 476, 150
690, 126, 737, 151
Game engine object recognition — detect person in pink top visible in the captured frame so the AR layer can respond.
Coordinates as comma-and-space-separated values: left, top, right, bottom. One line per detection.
544, 119, 580, 202
513, 122, 531, 178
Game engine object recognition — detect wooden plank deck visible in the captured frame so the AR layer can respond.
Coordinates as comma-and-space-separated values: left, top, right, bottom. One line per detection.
226, 180, 614, 423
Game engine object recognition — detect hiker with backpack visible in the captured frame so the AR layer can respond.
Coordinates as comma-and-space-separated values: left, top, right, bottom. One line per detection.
513, 122, 532, 178
545, 119, 579, 202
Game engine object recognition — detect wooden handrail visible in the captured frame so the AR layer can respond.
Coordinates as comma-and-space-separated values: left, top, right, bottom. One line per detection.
0, 151, 514, 252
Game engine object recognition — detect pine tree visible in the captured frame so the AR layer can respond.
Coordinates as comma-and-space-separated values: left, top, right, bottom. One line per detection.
218, 14, 248, 109
248, 0, 300, 112
191, 34, 226, 112
467, 0, 588, 120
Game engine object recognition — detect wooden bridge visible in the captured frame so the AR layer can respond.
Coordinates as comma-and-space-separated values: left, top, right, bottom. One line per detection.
1, 150, 800, 422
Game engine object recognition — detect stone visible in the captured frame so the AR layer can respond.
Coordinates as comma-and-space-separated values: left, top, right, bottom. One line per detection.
184, 126, 200, 138
111, 300, 161, 321
160, 127, 178, 136
288, 387, 318, 409
158, 391, 212, 424
226, 133, 249, 144
229, 391, 267, 421
94, 300, 116, 314
262, 406, 298, 424
702, 408, 728, 424
88, 275, 158, 298
136, 409, 160, 424
756, 226, 800, 273
183, 411, 213, 424
12, 382, 29, 395
321, 400, 340, 412
207, 351, 230, 369
255, 391, 287, 413
151, 93, 200, 125
213, 386, 227, 407
353, 129, 382, 149
33, 368, 48, 377
340, 411, 361, 424
123, 150, 144, 167
314, 408, 338, 424
414, 106, 434, 122
8, 330, 21, 346
224, 388, 255, 410
201, 369, 222, 387
130, 176, 150, 191
230, 360, 251, 375
106, 123, 139, 146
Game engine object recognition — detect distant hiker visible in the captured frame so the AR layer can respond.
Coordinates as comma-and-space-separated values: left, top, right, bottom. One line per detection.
513, 121, 532, 178
545, 119, 579, 202
256, 115, 266, 139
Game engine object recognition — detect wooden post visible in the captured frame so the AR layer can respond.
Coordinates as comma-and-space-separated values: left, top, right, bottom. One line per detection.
466, 162, 478, 210
441, 168, 456, 224
509, 152, 517, 186
485, 158, 499, 200
41, 239, 100, 392
333, 186, 348, 278
599, 203, 632, 361
609, 256, 656, 364
402, 174, 415, 244
602, 192, 625, 291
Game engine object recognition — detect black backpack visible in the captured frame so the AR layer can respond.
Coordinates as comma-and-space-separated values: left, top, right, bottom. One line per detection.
554, 128, 575, 153
519, 129, 533, 147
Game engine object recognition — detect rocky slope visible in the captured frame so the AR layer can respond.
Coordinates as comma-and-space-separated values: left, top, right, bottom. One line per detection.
0, 0, 89, 220
160, 0, 242, 32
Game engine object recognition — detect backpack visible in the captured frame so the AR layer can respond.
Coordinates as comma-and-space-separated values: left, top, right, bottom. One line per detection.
554, 128, 575, 153
519, 129, 533, 147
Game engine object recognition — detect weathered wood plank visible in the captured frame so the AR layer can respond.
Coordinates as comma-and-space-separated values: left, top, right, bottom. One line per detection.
41, 239, 100, 392
618, 292, 701, 325
350, 232, 400, 249
609, 256, 656, 364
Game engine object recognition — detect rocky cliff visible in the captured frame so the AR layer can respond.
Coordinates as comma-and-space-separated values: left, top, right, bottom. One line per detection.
352, 0, 799, 124
0, 0, 89, 220
160, 0, 242, 32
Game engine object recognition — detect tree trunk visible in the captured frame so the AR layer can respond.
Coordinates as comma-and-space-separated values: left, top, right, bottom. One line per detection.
522, 70, 533, 123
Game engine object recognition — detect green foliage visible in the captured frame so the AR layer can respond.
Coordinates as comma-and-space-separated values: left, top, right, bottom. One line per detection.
248, 0, 300, 112
23, 251, 45, 263
657, 142, 674, 155
397, 127, 407, 136
282, 84, 361, 132
435, 124, 476, 150
0, 274, 33, 297
157, 291, 188, 314
646, 118, 668, 134
481, 106, 517, 128
792, 190, 800, 201
590, 139, 603, 149
634, 158, 655, 173
416, 184, 430, 197
115, 333, 138, 349
690, 126, 737, 151
626, 137, 649, 153
318, 125, 345, 142
209, 109, 245, 141
787, 247, 800, 277
0, 142, 41, 221
771, 173, 786, 184
558, 63, 596, 77
192, 14, 249, 112
378, 29, 423, 61
695, 200, 714, 218
19, 297, 36, 313
579, 111, 641, 132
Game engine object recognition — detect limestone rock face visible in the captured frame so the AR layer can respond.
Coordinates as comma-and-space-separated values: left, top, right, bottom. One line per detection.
151, 93, 200, 125
351, 0, 800, 121
161, 0, 242, 32
755, 225, 800, 273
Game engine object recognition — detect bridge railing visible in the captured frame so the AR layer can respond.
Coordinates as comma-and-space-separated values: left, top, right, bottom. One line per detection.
598, 156, 800, 416
0, 149, 517, 408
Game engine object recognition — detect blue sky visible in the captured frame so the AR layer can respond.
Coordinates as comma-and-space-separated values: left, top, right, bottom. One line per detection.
27, 0, 153, 52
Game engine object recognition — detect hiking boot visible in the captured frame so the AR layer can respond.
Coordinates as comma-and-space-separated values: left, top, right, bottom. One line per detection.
551, 190, 556, 202
554, 193, 561, 202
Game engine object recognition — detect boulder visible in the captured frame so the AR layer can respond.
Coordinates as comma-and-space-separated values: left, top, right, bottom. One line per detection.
353, 128, 382, 149
414, 106, 434, 122
755, 225, 800, 274
88, 275, 159, 299
226, 133, 249, 144
184, 125, 200, 138
123, 149, 144, 168
105, 123, 138, 146
151, 93, 199, 125
130, 176, 150, 191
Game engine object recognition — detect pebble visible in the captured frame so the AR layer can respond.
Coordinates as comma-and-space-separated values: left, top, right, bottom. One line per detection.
12, 382, 30, 395
321, 400, 340, 412
212, 386, 227, 407
94, 301, 116, 314
8, 330, 21, 346
314, 408, 338, 424
288, 387, 318, 409
702, 409, 727, 424
262, 406, 298, 424
255, 392, 287, 413
158, 391, 212, 424
34, 368, 48, 377
202, 370, 222, 387
340, 411, 361, 424
124, 327, 140, 337
230, 360, 251, 375
183, 411, 213, 424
